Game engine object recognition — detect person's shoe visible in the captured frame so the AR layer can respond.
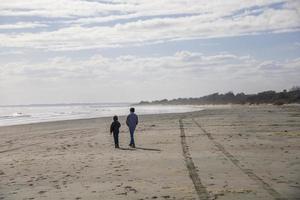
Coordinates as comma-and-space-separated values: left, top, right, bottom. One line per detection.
132, 144, 136, 148
129, 144, 132, 147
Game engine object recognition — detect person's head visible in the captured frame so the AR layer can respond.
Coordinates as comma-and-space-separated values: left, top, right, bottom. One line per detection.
130, 107, 135, 113
113, 115, 118, 121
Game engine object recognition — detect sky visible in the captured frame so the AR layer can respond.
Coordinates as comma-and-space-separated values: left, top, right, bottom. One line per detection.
0, 0, 300, 105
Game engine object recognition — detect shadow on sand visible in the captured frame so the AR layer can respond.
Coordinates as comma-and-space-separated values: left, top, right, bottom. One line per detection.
118, 147, 161, 152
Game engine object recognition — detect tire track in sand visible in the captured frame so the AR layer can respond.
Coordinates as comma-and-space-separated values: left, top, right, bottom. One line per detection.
192, 118, 286, 200
0, 142, 44, 154
179, 119, 209, 200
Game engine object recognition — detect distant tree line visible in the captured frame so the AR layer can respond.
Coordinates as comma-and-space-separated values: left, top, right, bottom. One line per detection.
139, 86, 300, 105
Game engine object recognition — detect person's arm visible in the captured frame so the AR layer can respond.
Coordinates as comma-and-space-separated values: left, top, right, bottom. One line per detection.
110, 122, 114, 134
126, 115, 129, 126
136, 115, 138, 125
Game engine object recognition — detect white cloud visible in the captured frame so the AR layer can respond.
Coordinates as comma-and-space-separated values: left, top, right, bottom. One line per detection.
0, 0, 127, 18
0, 22, 47, 29
1, 51, 299, 104
1, 1, 299, 104
0, 0, 299, 50
0, 50, 24, 55
2, 51, 299, 81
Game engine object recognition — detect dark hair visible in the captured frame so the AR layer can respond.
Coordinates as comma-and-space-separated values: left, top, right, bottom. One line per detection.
113, 115, 118, 121
130, 107, 135, 112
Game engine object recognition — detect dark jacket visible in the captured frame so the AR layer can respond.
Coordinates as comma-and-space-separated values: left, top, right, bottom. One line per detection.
126, 113, 138, 129
110, 121, 121, 134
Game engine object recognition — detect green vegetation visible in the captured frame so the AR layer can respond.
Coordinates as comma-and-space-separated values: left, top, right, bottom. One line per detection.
139, 87, 300, 105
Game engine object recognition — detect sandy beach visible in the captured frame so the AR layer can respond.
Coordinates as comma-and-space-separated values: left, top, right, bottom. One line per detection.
0, 105, 299, 200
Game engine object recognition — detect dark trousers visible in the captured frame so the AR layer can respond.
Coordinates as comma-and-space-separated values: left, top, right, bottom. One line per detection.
113, 132, 119, 148
129, 127, 135, 147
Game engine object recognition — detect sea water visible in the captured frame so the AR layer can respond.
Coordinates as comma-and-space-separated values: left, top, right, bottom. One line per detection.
0, 103, 203, 126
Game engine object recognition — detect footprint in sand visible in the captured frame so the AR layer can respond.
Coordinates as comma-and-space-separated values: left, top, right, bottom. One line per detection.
55, 185, 61, 189
116, 192, 127, 195
124, 186, 137, 193
38, 191, 46, 194
116, 183, 123, 187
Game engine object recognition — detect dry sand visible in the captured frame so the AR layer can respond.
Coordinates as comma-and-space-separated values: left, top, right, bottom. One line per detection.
0, 105, 299, 200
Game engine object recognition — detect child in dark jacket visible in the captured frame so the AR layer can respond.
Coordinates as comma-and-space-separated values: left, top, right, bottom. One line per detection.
110, 115, 121, 148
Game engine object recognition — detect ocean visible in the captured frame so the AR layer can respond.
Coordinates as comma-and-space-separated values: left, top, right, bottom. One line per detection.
0, 103, 203, 126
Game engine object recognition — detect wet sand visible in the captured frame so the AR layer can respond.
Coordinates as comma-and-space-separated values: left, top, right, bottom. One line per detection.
0, 105, 299, 200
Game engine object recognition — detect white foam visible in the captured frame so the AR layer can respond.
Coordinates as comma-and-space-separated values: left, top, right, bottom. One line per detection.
0, 104, 204, 126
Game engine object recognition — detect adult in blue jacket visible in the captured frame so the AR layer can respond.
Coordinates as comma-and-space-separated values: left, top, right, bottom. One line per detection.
126, 107, 138, 148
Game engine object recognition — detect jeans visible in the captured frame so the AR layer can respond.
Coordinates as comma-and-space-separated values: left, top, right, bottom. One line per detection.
113, 132, 119, 148
129, 127, 135, 146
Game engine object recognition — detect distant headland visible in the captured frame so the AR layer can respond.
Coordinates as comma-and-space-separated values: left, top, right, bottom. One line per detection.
138, 87, 300, 106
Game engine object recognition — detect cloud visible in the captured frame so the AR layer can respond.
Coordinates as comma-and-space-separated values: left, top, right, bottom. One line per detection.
2, 51, 299, 81
0, 0, 299, 50
0, 50, 24, 55
0, 22, 47, 29
0, 0, 126, 18
1, 51, 299, 104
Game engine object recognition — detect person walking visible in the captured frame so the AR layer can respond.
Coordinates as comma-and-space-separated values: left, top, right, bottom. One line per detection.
110, 115, 121, 148
126, 107, 138, 148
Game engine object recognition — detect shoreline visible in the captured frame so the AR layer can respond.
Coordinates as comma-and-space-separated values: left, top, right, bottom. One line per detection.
0, 104, 207, 128
1, 103, 298, 128
0, 110, 203, 129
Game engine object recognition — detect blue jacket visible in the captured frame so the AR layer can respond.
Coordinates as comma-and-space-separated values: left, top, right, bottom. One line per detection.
126, 113, 138, 129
